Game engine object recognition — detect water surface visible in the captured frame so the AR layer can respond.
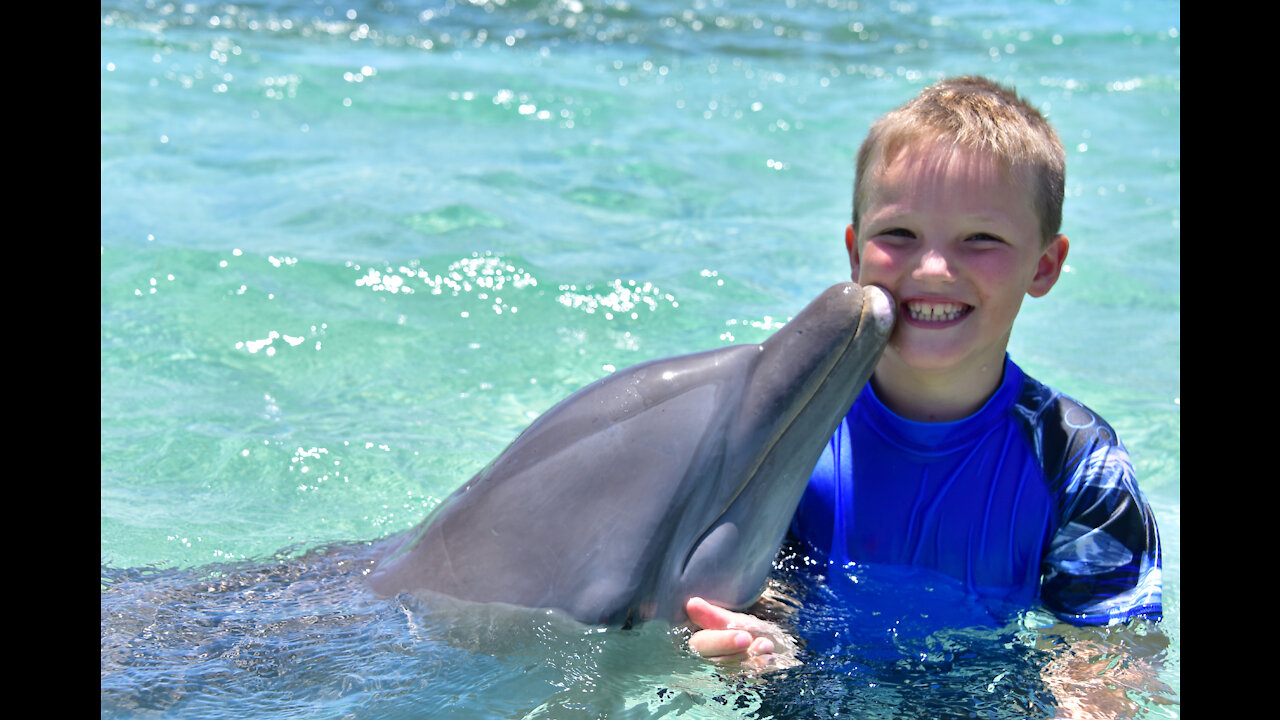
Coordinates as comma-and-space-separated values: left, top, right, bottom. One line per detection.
101, 1, 1179, 717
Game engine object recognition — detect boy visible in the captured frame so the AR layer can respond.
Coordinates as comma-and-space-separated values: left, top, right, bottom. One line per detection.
686, 76, 1163, 670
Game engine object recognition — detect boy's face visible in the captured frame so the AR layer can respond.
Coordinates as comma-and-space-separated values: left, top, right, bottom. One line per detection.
847, 142, 1068, 379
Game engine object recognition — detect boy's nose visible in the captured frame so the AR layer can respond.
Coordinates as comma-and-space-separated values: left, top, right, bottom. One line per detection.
912, 249, 954, 281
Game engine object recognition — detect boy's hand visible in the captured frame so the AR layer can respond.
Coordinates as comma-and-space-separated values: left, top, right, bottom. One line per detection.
685, 596, 800, 672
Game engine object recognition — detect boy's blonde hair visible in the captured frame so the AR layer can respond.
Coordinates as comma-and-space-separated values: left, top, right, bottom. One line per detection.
853, 76, 1066, 243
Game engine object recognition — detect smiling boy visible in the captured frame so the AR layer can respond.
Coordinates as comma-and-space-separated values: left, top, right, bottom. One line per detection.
686, 77, 1163, 671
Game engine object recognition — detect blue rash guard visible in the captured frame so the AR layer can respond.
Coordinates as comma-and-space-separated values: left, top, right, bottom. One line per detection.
792, 356, 1163, 626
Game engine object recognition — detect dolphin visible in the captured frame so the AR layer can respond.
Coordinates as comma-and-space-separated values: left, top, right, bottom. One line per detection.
366, 282, 895, 626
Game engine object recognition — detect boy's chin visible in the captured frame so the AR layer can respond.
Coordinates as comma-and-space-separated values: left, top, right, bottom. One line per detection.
884, 341, 1004, 377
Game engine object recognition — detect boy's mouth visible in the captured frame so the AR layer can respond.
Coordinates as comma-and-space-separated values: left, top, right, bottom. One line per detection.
904, 299, 972, 323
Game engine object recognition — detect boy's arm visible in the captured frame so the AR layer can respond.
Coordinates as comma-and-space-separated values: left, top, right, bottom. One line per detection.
1035, 619, 1176, 719
1040, 444, 1163, 626
1035, 435, 1171, 716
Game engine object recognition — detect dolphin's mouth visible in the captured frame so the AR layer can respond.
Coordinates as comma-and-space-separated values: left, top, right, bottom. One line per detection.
679, 284, 893, 585
729, 283, 894, 505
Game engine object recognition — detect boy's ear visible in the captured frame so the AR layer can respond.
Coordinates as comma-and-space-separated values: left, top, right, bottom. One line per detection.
845, 224, 861, 282
1028, 234, 1069, 298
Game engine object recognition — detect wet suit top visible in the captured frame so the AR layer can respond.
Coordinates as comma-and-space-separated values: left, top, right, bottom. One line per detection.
792, 355, 1163, 626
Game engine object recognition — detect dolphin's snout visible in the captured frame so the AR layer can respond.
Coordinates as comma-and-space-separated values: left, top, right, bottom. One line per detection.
862, 285, 896, 333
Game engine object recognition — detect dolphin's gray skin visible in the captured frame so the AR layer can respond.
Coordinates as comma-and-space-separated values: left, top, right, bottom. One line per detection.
366, 282, 895, 626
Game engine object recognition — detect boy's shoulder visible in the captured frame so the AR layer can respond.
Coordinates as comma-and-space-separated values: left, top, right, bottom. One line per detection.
1011, 368, 1120, 440
1006, 364, 1130, 495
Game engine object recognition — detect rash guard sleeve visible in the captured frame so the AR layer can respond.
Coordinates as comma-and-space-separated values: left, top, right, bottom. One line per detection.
1016, 383, 1163, 626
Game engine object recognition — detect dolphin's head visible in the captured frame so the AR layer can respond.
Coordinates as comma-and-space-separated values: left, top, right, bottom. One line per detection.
367, 282, 894, 627
676, 282, 895, 614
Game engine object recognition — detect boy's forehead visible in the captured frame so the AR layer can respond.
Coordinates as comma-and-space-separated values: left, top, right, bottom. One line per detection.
868, 142, 1030, 202
861, 142, 1040, 226
883, 141, 1009, 181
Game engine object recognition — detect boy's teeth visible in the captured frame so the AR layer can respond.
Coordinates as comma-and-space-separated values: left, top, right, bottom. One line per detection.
907, 301, 966, 322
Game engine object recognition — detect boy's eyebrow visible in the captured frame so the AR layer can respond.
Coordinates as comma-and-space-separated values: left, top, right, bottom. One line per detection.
958, 211, 1016, 224
863, 207, 1021, 228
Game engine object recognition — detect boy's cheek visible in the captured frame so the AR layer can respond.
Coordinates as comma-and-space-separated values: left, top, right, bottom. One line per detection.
855, 243, 897, 278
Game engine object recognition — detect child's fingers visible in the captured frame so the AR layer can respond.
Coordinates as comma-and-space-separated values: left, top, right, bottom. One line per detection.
685, 596, 736, 630
688, 628, 752, 659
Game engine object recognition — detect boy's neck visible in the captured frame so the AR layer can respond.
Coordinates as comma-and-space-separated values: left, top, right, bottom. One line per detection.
869, 354, 1007, 423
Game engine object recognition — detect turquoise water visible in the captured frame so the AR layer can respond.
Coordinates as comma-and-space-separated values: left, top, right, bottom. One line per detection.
101, 1, 1179, 717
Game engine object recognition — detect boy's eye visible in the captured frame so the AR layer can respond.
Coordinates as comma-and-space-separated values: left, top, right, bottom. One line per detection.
880, 228, 915, 240
966, 232, 1005, 244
